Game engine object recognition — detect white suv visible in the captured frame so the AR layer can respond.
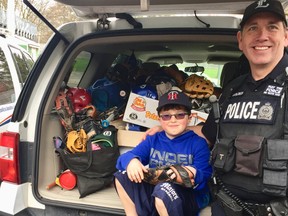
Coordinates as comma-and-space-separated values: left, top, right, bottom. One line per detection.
0, 0, 281, 215
0, 33, 34, 132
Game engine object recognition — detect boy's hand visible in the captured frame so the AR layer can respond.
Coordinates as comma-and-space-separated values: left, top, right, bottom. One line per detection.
142, 125, 163, 140
127, 158, 148, 183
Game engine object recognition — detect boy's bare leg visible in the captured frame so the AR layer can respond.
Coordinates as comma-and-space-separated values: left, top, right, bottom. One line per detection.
115, 179, 138, 216
155, 197, 169, 216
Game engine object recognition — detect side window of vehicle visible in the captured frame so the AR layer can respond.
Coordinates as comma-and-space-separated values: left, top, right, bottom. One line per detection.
22, 51, 34, 72
67, 51, 91, 87
9, 46, 32, 83
0, 47, 16, 105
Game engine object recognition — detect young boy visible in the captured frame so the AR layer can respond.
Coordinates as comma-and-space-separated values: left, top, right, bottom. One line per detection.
114, 90, 212, 216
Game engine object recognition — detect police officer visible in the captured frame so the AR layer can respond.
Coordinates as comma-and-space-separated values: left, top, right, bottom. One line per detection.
145, 0, 288, 215
202, 0, 288, 215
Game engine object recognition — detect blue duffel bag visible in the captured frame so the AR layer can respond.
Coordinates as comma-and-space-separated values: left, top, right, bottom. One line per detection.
88, 77, 130, 112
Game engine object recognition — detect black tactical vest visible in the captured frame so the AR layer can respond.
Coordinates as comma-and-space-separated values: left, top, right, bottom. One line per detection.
213, 72, 288, 202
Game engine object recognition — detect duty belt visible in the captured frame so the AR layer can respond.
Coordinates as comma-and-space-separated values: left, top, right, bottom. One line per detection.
244, 202, 274, 216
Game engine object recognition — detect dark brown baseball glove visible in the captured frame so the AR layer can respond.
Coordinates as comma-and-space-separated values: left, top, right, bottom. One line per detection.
143, 164, 195, 188
163, 66, 187, 86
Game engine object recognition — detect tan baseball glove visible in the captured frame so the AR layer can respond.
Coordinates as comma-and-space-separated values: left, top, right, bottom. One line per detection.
143, 164, 195, 188
182, 74, 214, 99
66, 129, 88, 153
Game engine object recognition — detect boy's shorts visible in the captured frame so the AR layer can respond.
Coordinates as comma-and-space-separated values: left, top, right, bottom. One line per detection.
114, 171, 200, 216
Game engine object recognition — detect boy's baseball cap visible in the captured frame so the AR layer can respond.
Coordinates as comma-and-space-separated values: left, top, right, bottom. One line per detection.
157, 90, 192, 111
240, 0, 287, 28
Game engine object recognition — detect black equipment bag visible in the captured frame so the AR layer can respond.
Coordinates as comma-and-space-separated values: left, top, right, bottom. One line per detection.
57, 125, 119, 198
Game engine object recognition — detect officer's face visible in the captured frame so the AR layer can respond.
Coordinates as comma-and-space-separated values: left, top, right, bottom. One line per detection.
237, 12, 288, 76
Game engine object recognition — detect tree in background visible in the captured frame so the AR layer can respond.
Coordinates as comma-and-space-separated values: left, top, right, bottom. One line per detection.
1, 0, 80, 44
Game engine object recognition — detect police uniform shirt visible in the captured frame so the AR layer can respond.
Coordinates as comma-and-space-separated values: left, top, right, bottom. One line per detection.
202, 52, 288, 144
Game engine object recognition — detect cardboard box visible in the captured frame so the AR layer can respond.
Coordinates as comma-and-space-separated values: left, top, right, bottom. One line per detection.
123, 92, 208, 128
123, 93, 159, 128
117, 130, 144, 147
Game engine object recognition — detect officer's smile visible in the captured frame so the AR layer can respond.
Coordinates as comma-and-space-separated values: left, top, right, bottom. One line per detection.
254, 46, 269, 50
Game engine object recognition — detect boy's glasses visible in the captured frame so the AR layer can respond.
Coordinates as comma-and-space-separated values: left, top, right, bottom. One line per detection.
159, 113, 188, 121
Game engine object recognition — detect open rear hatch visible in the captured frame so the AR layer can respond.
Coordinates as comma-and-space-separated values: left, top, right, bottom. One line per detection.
55, 0, 256, 18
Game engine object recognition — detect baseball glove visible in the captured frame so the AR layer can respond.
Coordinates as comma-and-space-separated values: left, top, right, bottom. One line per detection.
74, 105, 101, 140
66, 129, 88, 153
143, 164, 195, 188
163, 66, 187, 86
74, 105, 97, 122
182, 74, 214, 99
55, 90, 74, 131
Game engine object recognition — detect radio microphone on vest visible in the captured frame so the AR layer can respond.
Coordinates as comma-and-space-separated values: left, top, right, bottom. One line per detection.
209, 95, 220, 122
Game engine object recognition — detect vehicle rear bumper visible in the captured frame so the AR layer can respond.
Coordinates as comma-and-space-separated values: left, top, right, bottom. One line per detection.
0, 182, 44, 215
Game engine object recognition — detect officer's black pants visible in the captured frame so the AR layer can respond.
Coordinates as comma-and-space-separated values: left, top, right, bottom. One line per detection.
211, 201, 226, 216
211, 201, 256, 216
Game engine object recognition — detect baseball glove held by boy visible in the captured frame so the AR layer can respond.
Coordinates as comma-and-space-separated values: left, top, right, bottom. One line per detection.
143, 164, 194, 188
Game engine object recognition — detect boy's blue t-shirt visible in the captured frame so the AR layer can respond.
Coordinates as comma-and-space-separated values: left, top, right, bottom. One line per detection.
116, 130, 212, 191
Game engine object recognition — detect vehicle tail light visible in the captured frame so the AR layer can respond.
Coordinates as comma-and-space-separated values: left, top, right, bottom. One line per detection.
0, 132, 20, 184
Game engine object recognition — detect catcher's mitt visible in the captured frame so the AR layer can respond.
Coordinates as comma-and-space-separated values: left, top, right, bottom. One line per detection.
143, 164, 194, 188
182, 74, 214, 99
